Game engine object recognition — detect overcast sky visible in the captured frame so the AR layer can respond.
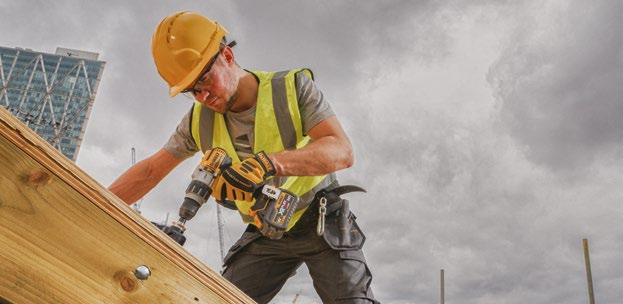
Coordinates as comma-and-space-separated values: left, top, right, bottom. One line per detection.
2, 0, 623, 303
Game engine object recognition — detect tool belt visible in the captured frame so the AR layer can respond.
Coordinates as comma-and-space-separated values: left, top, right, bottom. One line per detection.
288, 183, 367, 250
225, 183, 368, 267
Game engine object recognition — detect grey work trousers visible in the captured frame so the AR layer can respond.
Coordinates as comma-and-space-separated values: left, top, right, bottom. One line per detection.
221, 201, 378, 304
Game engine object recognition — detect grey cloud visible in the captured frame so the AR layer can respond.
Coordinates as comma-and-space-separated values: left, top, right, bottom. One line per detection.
227, 0, 453, 91
488, 0, 623, 172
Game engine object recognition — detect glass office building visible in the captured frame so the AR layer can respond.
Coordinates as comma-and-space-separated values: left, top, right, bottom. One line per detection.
0, 46, 105, 161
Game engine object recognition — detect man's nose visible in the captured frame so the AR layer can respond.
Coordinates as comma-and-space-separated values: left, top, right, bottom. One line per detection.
195, 89, 210, 102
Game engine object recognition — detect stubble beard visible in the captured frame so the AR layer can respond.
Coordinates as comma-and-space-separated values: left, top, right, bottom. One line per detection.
224, 91, 238, 113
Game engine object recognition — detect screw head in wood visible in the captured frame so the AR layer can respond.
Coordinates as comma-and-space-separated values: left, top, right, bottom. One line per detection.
134, 265, 151, 280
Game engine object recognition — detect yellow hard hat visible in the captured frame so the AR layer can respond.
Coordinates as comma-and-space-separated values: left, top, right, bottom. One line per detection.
152, 11, 228, 97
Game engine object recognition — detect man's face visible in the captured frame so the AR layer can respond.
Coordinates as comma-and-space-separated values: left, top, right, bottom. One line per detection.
185, 49, 237, 113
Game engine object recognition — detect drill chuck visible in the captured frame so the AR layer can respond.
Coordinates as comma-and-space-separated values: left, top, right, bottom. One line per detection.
180, 177, 213, 221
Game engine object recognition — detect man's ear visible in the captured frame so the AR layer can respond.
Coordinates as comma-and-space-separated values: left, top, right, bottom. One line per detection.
221, 46, 235, 65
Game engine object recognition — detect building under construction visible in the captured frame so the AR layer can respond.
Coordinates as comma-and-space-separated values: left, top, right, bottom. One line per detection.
0, 46, 105, 161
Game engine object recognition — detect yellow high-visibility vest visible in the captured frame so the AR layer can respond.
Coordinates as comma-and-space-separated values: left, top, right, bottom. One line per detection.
190, 68, 332, 230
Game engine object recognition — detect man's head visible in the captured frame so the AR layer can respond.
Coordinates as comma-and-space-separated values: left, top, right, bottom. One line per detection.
152, 11, 238, 112
179, 40, 240, 113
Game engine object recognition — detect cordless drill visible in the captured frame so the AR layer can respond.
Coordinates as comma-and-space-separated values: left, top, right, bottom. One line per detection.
157, 148, 230, 245
157, 148, 301, 245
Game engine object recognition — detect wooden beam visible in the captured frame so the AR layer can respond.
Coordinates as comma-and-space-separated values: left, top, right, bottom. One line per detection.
0, 107, 255, 303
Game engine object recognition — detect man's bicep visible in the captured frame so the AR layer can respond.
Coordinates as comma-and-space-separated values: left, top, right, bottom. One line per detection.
163, 108, 200, 159
306, 115, 350, 142
295, 72, 335, 135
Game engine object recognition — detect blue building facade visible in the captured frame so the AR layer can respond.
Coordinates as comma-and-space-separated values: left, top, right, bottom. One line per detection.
0, 46, 105, 161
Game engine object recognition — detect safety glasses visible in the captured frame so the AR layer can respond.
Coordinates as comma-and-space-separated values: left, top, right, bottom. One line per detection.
181, 50, 221, 99
181, 41, 236, 100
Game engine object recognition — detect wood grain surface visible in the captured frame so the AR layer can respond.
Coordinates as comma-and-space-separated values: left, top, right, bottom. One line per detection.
0, 107, 255, 304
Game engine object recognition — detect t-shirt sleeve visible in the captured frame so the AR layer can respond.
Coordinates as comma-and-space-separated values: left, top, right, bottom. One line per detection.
162, 107, 200, 159
295, 71, 335, 135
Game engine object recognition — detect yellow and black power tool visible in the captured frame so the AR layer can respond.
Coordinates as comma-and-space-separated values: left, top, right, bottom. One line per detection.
157, 148, 300, 245
249, 184, 299, 239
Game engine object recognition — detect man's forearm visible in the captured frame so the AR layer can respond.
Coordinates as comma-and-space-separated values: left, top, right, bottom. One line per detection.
268, 135, 354, 176
108, 149, 184, 205
108, 159, 161, 205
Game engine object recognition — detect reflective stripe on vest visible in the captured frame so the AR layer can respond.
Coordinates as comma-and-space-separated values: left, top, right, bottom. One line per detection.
191, 68, 331, 230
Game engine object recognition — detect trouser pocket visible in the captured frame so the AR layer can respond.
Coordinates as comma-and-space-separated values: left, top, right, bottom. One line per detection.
335, 250, 378, 303
222, 228, 262, 269
322, 199, 366, 250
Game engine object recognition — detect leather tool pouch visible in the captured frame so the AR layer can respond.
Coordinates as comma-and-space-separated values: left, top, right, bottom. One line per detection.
321, 198, 366, 251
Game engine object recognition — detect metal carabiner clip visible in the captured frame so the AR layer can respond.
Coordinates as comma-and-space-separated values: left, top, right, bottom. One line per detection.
316, 197, 327, 236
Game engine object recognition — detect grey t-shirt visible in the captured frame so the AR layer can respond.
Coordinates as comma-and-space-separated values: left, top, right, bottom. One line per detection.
163, 71, 335, 160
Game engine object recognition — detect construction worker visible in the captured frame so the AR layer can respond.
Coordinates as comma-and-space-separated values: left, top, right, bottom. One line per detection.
109, 11, 377, 303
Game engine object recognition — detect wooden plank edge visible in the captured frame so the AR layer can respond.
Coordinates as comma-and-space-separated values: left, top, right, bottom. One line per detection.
0, 107, 255, 304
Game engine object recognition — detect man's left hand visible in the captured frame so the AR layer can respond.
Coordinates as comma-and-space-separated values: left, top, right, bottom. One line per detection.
212, 151, 276, 202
